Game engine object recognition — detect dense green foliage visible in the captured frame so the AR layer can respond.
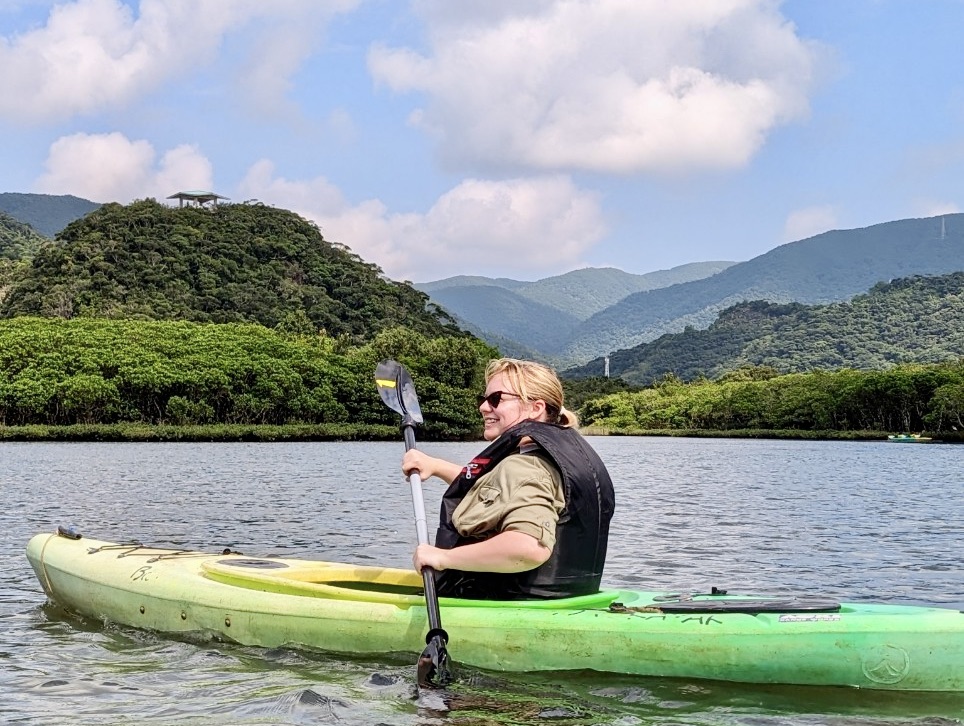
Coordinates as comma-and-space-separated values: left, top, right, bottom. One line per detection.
0, 211, 49, 260
0, 199, 462, 342
0, 192, 100, 238
0, 212, 48, 293
562, 376, 641, 412
580, 362, 964, 435
568, 273, 964, 385
0, 318, 497, 439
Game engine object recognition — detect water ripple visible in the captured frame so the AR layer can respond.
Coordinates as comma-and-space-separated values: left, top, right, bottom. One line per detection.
2, 438, 962, 724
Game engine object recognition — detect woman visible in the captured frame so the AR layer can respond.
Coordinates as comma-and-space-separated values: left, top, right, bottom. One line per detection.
402, 358, 615, 600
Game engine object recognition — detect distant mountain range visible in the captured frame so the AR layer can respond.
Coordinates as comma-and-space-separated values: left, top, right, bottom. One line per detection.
415, 263, 735, 361
420, 214, 964, 366
0, 193, 100, 238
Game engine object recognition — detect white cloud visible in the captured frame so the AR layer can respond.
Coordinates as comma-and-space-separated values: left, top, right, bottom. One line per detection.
0, 0, 359, 123
239, 160, 607, 281
369, 0, 818, 175
912, 200, 961, 218
782, 204, 837, 242
36, 131, 212, 202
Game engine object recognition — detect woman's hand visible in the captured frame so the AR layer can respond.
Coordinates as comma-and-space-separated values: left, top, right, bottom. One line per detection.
413, 543, 450, 572
402, 450, 462, 484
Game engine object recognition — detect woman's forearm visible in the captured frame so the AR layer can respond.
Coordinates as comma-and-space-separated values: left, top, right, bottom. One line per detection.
415, 531, 550, 573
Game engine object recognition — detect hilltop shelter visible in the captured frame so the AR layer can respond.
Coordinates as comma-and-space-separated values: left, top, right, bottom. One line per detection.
167, 191, 229, 208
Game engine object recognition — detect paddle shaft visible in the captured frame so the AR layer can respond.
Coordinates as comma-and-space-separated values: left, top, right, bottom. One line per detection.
374, 359, 451, 686
402, 422, 445, 638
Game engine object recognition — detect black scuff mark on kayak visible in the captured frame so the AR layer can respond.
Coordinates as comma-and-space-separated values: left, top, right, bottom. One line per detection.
681, 615, 724, 626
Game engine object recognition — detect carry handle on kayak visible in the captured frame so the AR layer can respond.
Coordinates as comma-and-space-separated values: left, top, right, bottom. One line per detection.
374, 359, 453, 688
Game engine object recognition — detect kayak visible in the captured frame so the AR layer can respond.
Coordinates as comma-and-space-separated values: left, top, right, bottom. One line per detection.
26, 528, 964, 692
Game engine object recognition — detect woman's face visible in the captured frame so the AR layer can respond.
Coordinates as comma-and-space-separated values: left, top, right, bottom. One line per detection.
479, 372, 545, 440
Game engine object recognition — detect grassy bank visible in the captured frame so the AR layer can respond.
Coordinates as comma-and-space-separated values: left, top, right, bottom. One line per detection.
579, 426, 899, 441
0, 423, 400, 442
4, 423, 959, 443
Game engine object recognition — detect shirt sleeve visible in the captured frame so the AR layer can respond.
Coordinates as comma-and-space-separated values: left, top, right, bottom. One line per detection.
452, 453, 565, 550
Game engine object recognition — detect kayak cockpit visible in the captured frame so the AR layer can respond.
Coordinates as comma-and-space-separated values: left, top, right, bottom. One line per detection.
201, 555, 622, 609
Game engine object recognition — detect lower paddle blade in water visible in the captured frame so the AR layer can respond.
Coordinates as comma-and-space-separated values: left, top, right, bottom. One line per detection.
417, 636, 453, 688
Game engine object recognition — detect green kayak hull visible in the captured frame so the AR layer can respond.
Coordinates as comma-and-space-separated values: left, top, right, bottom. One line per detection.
26, 531, 964, 692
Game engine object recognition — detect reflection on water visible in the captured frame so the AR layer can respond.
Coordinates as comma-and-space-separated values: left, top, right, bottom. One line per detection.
2, 438, 962, 724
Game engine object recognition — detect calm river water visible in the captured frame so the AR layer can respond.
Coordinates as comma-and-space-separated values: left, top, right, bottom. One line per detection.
2, 437, 962, 725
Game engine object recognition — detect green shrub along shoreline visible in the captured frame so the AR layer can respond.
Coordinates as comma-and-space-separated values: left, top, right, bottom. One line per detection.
1, 318, 962, 443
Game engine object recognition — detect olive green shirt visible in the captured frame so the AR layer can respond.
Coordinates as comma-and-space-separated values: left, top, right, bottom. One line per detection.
452, 449, 566, 550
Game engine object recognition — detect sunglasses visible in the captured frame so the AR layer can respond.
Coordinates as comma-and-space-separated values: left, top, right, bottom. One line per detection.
476, 390, 522, 408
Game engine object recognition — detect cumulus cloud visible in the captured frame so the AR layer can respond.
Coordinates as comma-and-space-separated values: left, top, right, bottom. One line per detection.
36, 131, 213, 202
369, 0, 818, 174
0, 0, 359, 123
782, 204, 838, 242
239, 160, 607, 281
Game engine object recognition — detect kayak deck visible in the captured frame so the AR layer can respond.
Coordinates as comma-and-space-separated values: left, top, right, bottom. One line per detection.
26, 530, 964, 692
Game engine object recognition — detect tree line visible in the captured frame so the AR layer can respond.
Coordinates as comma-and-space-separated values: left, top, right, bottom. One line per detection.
0, 318, 497, 439
578, 362, 964, 437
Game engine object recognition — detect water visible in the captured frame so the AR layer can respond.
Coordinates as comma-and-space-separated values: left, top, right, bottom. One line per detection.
2, 437, 962, 724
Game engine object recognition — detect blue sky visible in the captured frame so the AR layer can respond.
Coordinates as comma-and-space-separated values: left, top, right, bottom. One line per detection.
1, 1, 962, 283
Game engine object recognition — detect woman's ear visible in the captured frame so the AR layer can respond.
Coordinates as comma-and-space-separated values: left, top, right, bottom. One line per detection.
527, 398, 548, 420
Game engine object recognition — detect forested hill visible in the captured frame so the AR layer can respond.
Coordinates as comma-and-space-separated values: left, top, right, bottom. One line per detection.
567, 272, 964, 385
0, 193, 100, 238
0, 199, 461, 341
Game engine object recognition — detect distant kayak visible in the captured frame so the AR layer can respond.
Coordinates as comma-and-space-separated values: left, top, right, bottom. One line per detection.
26, 529, 964, 692
887, 433, 934, 443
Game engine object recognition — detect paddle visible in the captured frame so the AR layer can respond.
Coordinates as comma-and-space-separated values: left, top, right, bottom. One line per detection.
374, 359, 453, 688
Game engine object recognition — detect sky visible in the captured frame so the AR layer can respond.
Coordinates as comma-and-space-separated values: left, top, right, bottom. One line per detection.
1, 1, 963, 284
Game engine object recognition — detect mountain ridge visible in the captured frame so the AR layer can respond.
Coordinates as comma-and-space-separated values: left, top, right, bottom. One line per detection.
561, 214, 963, 362
0, 192, 100, 238
421, 214, 964, 365
566, 271, 964, 385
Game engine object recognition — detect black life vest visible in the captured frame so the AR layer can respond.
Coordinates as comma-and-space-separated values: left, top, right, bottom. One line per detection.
434, 421, 615, 600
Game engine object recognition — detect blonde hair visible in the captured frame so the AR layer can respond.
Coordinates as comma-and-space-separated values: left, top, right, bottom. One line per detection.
485, 357, 579, 428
